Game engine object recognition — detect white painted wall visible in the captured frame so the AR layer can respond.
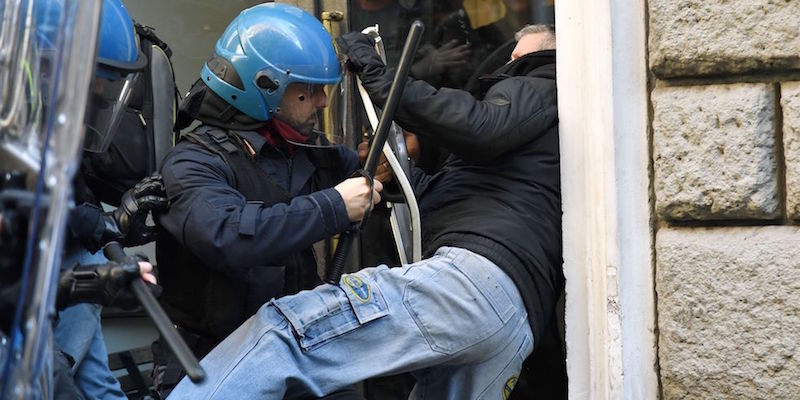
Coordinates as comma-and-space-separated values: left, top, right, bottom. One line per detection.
556, 0, 658, 397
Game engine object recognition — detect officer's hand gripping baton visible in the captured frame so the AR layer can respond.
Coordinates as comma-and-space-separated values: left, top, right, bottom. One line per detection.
325, 21, 424, 284
103, 242, 206, 383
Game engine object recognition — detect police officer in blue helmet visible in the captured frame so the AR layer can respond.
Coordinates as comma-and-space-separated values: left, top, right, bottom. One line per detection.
0, 0, 163, 399
82, 0, 146, 154
152, 3, 379, 398
49, 0, 165, 399
68, 0, 168, 248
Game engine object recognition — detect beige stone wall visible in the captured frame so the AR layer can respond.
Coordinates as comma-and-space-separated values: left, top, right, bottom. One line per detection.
657, 228, 800, 399
649, 0, 800, 398
649, 0, 800, 78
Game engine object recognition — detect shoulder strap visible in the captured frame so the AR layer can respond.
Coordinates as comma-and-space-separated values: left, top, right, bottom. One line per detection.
183, 127, 240, 154
182, 127, 292, 203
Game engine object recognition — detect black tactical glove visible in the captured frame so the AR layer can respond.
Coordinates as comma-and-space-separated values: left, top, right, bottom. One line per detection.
111, 172, 168, 247
335, 32, 382, 73
69, 173, 167, 250
56, 260, 147, 310
335, 32, 396, 107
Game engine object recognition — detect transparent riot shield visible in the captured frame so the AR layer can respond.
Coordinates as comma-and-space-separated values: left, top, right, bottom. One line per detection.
336, 24, 422, 266
360, 25, 422, 264
0, 0, 102, 398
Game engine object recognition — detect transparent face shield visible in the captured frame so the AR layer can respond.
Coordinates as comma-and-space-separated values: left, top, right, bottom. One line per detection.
252, 60, 346, 149
83, 69, 140, 153
268, 80, 346, 149
322, 78, 361, 150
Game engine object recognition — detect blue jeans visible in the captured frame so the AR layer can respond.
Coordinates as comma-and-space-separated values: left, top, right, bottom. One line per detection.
55, 303, 126, 399
170, 247, 533, 399
54, 251, 126, 400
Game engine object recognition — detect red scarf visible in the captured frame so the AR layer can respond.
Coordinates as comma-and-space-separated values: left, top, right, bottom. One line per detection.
257, 118, 309, 156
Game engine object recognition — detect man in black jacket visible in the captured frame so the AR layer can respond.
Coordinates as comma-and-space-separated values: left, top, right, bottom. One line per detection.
170, 24, 561, 400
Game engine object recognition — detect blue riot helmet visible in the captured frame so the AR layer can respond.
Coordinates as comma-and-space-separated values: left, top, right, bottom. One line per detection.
95, 0, 145, 75
82, 0, 146, 153
202, 3, 341, 122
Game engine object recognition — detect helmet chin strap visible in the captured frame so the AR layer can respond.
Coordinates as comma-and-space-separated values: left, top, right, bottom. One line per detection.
283, 132, 334, 149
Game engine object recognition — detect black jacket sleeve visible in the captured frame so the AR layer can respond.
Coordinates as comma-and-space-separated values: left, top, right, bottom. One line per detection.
357, 58, 557, 164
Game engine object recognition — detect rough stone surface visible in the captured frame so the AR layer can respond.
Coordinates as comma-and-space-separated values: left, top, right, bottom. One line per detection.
656, 227, 800, 399
782, 82, 800, 220
649, 0, 800, 78
653, 83, 779, 220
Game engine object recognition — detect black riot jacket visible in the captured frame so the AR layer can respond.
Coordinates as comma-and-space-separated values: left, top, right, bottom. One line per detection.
156, 125, 354, 343
358, 49, 562, 344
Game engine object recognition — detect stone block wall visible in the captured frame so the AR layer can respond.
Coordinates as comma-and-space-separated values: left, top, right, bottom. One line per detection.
648, 0, 800, 398
649, 0, 800, 78
782, 82, 800, 219
656, 228, 800, 399
653, 83, 779, 220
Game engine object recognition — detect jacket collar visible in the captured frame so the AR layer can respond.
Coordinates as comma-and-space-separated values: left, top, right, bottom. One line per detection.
493, 49, 555, 77
233, 129, 268, 156
478, 49, 556, 96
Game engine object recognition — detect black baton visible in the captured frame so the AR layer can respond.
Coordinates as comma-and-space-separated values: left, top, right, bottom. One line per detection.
325, 21, 424, 284
103, 242, 206, 383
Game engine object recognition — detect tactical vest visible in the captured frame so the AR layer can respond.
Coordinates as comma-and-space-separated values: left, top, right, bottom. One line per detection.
156, 126, 345, 344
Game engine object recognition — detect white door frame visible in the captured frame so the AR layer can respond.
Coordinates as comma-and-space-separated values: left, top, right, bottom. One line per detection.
556, 0, 658, 398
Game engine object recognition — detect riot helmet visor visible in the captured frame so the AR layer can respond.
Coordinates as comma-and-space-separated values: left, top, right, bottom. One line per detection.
83, 69, 139, 153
